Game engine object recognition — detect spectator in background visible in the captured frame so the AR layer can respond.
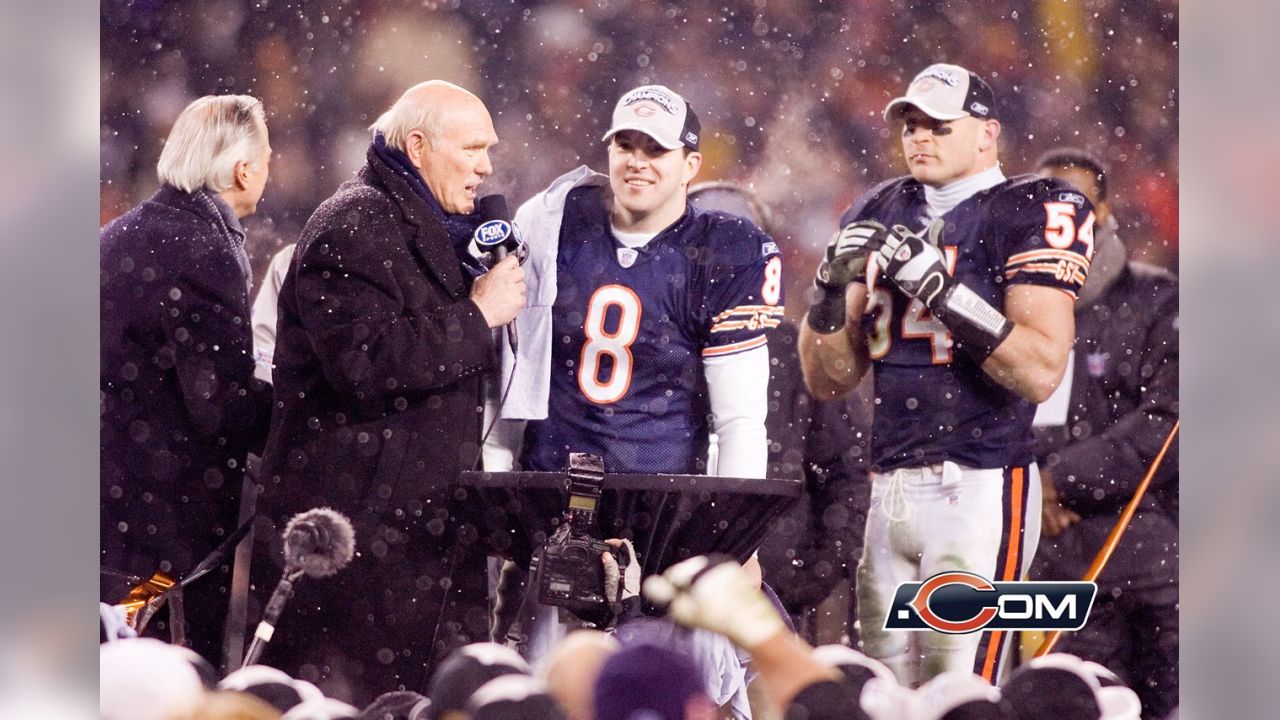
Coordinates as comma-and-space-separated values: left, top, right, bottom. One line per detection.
644, 555, 1146, 720
254, 80, 525, 705
101, 3, 1179, 319
539, 630, 619, 720
689, 181, 872, 642
100, 94, 274, 665
1031, 148, 1178, 719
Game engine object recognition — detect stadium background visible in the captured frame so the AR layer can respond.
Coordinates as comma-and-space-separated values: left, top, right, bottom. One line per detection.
100, 0, 1177, 320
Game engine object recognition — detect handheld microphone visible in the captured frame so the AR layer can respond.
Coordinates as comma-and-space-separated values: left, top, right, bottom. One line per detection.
241, 508, 356, 668
472, 194, 521, 354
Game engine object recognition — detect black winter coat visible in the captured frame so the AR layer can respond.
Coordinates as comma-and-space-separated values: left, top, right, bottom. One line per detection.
254, 146, 497, 703
1031, 259, 1179, 716
1035, 260, 1179, 520
100, 186, 271, 582
259, 146, 495, 519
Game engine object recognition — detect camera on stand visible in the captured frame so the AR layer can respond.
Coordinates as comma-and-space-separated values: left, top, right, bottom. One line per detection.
529, 453, 629, 623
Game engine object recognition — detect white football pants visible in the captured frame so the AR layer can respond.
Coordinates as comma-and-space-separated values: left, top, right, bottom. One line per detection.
855, 461, 1041, 686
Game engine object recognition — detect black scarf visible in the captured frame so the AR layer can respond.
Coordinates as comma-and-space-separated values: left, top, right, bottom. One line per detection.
371, 132, 485, 276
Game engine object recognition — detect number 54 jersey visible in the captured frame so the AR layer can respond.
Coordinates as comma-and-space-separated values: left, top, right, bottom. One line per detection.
521, 185, 784, 474
848, 174, 1094, 473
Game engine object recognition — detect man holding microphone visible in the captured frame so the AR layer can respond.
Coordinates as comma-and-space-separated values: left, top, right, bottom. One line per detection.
255, 80, 524, 704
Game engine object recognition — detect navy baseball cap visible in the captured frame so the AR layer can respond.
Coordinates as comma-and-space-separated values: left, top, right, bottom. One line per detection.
884, 63, 997, 122
1002, 654, 1143, 720
593, 643, 707, 720
359, 690, 429, 720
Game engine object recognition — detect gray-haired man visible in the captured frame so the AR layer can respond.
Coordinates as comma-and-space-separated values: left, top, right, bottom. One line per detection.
101, 94, 275, 664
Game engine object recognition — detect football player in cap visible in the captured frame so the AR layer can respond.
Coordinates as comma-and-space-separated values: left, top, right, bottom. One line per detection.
484, 84, 784, 666
798, 63, 1095, 685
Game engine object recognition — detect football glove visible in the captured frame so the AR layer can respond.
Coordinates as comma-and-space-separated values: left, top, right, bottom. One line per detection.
875, 224, 1013, 363
808, 220, 888, 334
815, 220, 889, 289
643, 555, 787, 650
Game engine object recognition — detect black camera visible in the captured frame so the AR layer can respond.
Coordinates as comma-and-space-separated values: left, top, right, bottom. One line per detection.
529, 453, 628, 620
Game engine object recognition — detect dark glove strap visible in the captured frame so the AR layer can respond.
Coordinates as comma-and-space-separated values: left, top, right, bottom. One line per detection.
806, 283, 850, 334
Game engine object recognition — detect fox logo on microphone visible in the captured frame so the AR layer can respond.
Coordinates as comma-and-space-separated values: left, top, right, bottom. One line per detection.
475, 219, 513, 249
884, 571, 1096, 634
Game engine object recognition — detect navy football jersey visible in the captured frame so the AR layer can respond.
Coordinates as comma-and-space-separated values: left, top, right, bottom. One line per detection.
845, 174, 1095, 471
521, 185, 785, 474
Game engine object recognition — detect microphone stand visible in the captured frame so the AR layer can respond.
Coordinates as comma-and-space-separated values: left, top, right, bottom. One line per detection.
240, 565, 305, 668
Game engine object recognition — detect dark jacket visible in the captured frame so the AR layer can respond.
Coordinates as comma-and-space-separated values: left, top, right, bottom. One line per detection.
1035, 260, 1179, 520
1032, 257, 1179, 718
757, 323, 871, 617
254, 146, 497, 703
100, 185, 271, 581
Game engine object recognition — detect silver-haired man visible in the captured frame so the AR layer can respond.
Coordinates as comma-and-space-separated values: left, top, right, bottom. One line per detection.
101, 94, 274, 665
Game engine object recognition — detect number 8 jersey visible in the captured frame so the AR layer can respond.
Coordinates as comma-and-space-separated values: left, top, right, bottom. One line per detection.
848, 173, 1094, 472
521, 185, 784, 474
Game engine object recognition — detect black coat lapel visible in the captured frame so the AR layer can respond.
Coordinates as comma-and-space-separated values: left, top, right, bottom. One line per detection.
363, 148, 468, 299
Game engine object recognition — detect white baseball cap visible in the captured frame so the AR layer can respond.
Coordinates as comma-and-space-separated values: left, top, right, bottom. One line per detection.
602, 84, 701, 151
883, 63, 997, 122
100, 638, 206, 720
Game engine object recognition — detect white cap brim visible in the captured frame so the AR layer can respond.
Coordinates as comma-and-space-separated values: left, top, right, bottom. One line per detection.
882, 96, 970, 123
601, 123, 684, 150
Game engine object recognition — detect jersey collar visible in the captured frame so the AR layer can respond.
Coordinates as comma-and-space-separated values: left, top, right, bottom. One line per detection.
604, 203, 695, 269
923, 164, 1007, 220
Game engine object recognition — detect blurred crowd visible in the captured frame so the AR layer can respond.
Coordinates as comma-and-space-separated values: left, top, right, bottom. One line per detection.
100, 554, 1149, 720
101, 0, 1178, 318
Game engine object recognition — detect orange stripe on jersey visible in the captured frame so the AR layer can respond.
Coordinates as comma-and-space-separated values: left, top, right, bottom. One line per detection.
1005, 264, 1087, 287
1006, 261, 1085, 276
1007, 249, 1091, 271
710, 318, 783, 333
711, 305, 786, 323
702, 334, 767, 357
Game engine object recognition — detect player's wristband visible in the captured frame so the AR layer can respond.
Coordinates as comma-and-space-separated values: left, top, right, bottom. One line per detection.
931, 283, 1013, 364
806, 282, 850, 334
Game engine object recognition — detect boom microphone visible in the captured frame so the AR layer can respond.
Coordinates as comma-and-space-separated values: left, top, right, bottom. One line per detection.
240, 508, 356, 668
472, 194, 521, 354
